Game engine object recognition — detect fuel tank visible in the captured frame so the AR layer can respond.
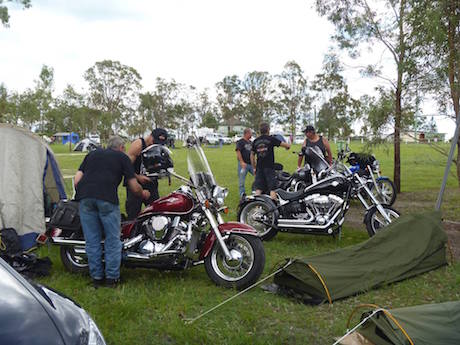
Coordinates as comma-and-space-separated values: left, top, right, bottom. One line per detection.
140, 192, 194, 215
305, 175, 350, 196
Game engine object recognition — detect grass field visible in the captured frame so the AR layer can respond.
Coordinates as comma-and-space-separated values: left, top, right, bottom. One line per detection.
37, 141, 460, 345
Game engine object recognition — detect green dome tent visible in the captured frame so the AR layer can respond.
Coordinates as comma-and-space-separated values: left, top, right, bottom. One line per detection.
336, 301, 460, 345
272, 211, 448, 304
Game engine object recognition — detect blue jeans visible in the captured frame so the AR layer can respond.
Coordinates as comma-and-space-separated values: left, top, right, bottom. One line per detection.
79, 198, 121, 280
238, 161, 254, 196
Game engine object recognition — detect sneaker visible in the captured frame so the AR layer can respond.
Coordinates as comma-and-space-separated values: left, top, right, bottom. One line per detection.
105, 277, 121, 288
92, 278, 105, 289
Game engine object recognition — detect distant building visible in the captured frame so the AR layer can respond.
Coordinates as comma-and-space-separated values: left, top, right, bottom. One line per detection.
217, 122, 245, 136
399, 131, 446, 143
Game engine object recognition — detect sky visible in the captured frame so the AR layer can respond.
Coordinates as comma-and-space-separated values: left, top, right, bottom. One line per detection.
0, 0, 456, 139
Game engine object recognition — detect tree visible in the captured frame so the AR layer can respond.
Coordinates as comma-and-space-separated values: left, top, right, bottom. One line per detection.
84, 60, 142, 138
409, 0, 460, 186
0, 0, 31, 27
196, 89, 219, 129
315, 0, 420, 193
241, 71, 276, 129
276, 61, 312, 138
215, 75, 244, 128
34, 65, 54, 134
312, 54, 359, 138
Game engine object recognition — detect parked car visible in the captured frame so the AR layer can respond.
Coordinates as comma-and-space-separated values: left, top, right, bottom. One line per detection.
221, 135, 232, 144
294, 135, 305, 144
205, 133, 223, 145
0, 257, 106, 345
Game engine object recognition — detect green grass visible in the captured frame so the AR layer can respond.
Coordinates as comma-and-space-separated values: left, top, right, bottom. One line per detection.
37, 142, 460, 345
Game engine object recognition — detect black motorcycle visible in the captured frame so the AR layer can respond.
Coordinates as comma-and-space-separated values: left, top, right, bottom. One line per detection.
238, 148, 400, 240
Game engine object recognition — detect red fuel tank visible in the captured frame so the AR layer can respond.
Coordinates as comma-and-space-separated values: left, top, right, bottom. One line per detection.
141, 192, 194, 215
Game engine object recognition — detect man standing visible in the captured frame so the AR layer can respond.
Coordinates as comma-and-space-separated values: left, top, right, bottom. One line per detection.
235, 128, 254, 198
251, 123, 291, 199
125, 128, 168, 220
297, 125, 332, 168
74, 136, 150, 287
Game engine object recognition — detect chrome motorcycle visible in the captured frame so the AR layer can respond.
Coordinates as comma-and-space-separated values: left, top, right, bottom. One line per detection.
46, 141, 265, 290
238, 148, 399, 240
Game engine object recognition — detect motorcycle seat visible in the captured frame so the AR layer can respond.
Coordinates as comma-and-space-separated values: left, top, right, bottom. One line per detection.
277, 171, 291, 182
275, 188, 304, 201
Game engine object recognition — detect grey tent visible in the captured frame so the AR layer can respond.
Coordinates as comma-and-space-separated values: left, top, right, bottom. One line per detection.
272, 211, 447, 304
74, 138, 99, 152
0, 124, 67, 250
337, 301, 460, 345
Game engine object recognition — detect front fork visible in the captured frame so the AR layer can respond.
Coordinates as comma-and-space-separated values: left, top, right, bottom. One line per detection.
203, 207, 236, 261
355, 174, 392, 223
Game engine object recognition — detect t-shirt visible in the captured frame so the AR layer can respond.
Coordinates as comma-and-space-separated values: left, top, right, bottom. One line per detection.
251, 135, 281, 169
75, 148, 136, 205
235, 138, 252, 164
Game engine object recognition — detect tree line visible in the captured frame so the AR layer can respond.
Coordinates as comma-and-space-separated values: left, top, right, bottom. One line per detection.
1, 0, 459, 190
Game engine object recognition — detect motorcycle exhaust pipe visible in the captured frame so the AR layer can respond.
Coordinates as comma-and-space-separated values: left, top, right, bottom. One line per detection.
51, 238, 86, 246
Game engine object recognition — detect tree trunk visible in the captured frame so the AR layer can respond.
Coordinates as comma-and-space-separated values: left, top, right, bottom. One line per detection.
394, 89, 402, 193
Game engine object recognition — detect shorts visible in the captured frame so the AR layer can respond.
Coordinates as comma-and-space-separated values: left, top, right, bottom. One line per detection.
254, 167, 278, 192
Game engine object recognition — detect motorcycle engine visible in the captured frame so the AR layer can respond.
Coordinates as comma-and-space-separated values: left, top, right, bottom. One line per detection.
139, 216, 188, 254
304, 194, 344, 225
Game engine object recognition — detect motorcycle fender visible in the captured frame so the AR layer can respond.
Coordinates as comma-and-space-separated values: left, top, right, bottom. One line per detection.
236, 195, 279, 220
199, 222, 259, 260
376, 176, 390, 181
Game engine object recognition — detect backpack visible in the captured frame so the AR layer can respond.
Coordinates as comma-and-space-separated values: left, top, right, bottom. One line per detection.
0, 228, 22, 257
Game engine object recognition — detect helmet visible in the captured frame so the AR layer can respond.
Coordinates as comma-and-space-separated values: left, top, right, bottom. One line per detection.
141, 144, 173, 177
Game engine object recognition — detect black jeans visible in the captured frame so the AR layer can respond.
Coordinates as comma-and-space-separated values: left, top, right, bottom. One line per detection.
125, 180, 159, 220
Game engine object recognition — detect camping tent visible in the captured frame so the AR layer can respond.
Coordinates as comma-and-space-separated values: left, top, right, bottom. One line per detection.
0, 124, 67, 250
337, 301, 460, 345
272, 211, 447, 304
74, 138, 99, 152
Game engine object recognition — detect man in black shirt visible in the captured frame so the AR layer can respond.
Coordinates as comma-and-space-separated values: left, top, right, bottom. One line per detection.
251, 123, 290, 199
235, 128, 254, 198
74, 136, 149, 287
125, 128, 168, 220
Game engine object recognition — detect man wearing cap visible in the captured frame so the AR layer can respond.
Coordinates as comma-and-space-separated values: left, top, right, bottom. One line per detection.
125, 128, 168, 220
235, 128, 254, 199
297, 125, 332, 168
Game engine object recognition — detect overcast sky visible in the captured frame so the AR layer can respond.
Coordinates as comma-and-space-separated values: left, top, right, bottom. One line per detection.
1, 0, 455, 138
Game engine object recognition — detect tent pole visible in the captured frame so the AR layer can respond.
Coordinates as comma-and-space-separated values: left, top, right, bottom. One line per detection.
436, 119, 460, 211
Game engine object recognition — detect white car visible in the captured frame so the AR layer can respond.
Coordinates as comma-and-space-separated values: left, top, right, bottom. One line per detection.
294, 135, 305, 145
205, 133, 222, 145
221, 136, 232, 144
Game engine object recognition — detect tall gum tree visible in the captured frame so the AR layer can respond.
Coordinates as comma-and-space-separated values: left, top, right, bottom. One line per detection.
315, 0, 418, 193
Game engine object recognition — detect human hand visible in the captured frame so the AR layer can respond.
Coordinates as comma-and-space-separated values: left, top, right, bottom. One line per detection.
241, 162, 247, 170
138, 175, 151, 185
142, 190, 151, 200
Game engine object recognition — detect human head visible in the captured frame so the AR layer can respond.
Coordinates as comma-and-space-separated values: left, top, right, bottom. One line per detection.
151, 128, 168, 145
303, 125, 316, 140
243, 128, 252, 140
259, 122, 270, 135
107, 136, 125, 151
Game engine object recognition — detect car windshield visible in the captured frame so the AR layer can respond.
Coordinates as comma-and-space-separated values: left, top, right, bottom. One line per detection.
187, 138, 216, 194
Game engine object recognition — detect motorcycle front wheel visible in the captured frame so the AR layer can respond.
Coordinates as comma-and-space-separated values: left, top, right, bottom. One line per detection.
60, 246, 89, 273
204, 234, 265, 290
364, 205, 400, 237
370, 178, 397, 206
239, 200, 278, 241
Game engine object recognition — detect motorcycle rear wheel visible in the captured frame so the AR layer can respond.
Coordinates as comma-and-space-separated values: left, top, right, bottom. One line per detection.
204, 234, 265, 290
60, 246, 89, 273
239, 200, 278, 241
364, 205, 400, 237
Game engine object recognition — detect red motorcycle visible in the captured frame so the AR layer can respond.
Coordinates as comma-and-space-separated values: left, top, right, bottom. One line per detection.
46, 141, 265, 290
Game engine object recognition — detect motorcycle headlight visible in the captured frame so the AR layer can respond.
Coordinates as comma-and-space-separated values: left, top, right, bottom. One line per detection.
212, 185, 228, 206
87, 314, 106, 345
372, 160, 380, 172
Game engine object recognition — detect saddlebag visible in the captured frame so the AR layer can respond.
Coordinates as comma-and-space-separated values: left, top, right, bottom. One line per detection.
49, 200, 80, 231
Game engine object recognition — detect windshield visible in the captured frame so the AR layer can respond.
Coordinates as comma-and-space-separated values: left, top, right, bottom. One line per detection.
187, 138, 216, 194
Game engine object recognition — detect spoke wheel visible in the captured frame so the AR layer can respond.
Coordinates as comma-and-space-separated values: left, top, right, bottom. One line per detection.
239, 201, 277, 240
370, 179, 396, 206
364, 205, 400, 237
204, 234, 265, 290
60, 246, 89, 273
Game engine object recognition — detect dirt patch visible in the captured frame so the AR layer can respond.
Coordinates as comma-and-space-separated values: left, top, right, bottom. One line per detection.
343, 190, 460, 262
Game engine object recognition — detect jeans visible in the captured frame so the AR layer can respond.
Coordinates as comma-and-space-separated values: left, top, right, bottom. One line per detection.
79, 198, 121, 280
125, 179, 159, 220
237, 161, 254, 196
